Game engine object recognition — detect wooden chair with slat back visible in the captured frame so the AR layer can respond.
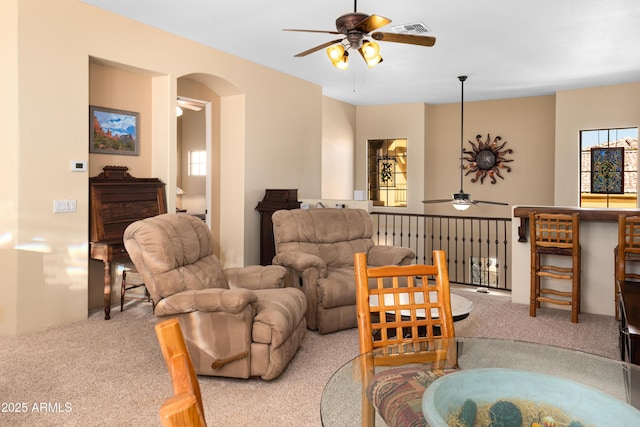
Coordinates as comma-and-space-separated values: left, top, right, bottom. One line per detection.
155, 318, 207, 427
159, 392, 205, 427
353, 250, 457, 427
616, 215, 640, 318
529, 212, 581, 323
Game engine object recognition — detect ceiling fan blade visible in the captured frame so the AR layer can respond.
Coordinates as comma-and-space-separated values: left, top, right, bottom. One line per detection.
177, 101, 202, 112
355, 14, 391, 34
293, 38, 344, 57
422, 199, 454, 204
475, 200, 509, 206
282, 29, 341, 35
372, 32, 436, 47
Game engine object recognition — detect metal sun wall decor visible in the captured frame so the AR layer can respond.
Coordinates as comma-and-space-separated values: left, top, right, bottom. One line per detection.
463, 134, 514, 184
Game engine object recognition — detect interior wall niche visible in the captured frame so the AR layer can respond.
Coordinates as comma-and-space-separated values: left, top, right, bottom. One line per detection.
87, 57, 155, 311
88, 58, 153, 178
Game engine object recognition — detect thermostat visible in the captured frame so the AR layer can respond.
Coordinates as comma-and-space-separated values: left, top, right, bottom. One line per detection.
70, 160, 87, 172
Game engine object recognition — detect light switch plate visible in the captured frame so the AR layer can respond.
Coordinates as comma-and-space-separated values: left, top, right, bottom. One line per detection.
54, 199, 77, 213
70, 161, 87, 172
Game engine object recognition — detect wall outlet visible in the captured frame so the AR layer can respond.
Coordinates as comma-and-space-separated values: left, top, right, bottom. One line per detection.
53, 199, 77, 213
300, 203, 310, 209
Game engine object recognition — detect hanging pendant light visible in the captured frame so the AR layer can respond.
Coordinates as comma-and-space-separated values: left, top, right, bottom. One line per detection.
452, 76, 471, 210
422, 76, 508, 209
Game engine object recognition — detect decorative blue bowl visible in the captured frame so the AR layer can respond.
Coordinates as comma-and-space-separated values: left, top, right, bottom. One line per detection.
422, 368, 640, 427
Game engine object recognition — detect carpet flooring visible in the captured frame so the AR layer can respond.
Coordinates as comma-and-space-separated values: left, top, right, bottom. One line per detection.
0, 287, 619, 426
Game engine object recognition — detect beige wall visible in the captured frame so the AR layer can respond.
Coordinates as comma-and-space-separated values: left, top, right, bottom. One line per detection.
555, 82, 640, 206
2, 0, 324, 335
0, 0, 19, 334
356, 103, 427, 213
353, 96, 556, 217
424, 96, 556, 217
322, 97, 356, 199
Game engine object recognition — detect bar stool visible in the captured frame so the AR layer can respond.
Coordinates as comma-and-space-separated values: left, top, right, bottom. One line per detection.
121, 268, 151, 311
616, 215, 640, 317
529, 212, 581, 323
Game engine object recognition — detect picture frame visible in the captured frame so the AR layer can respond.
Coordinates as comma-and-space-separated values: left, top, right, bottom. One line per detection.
89, 106, 140, 155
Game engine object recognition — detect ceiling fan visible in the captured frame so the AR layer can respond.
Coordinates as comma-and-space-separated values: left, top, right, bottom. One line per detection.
283, 0, 436, 69
422, 76, 508, 210
177, 97, 203, 112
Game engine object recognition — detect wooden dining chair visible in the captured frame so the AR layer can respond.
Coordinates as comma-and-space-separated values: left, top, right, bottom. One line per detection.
529, 212, 581, 323
353, 250, 457, 427
155, 318, 207, 427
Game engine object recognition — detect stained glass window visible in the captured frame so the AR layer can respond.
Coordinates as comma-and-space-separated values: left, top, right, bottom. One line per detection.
590, 147, 624, 194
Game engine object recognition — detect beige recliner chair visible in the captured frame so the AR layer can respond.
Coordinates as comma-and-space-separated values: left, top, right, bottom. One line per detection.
124, 213, 307, 380
271, 208, 415, 334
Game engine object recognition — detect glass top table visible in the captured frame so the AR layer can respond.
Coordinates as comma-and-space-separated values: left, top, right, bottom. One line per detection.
320, 337, 640, 426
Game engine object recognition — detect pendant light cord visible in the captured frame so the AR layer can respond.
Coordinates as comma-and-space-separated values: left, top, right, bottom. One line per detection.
459, 75, 467, 193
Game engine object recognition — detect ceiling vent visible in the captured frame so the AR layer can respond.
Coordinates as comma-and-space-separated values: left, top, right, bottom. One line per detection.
391, 22, 431, 35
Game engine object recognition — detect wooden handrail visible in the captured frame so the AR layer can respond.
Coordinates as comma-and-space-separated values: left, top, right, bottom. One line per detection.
513, 206, 640, 242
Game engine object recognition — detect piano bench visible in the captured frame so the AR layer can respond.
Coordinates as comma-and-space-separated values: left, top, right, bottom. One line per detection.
121, 268, 151, 311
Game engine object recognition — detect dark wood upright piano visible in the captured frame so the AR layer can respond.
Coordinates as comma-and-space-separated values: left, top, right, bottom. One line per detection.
90, 166, 167, 319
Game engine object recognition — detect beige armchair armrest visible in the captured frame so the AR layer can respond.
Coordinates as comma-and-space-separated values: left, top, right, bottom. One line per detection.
272, 251, 328, 277
224, 265, 287, 290
367, 245, 416, 266
154, 288, 258, 317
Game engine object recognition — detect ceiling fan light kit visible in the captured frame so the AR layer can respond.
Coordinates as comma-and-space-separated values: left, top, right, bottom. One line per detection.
452, 193, 472, 211
359, 41, 382, 67
284, 0, 435, 70
327, 44, 350, 69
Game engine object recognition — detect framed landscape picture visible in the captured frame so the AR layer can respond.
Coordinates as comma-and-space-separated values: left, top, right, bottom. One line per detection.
89, 106, 140, 155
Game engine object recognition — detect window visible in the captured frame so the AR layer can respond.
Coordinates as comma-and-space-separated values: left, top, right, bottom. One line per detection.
580, 128, 638, 208
188, 150, 206, 176
470, 256, 499, 286
367, 139, 407, 207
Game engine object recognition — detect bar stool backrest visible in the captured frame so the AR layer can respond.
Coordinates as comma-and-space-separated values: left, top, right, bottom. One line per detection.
617, 215, 640, 283
531, 213, 579, 254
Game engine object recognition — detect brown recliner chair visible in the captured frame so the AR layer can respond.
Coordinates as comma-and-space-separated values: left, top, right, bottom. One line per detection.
271, 208, 415, 334
124, 213, 307, 380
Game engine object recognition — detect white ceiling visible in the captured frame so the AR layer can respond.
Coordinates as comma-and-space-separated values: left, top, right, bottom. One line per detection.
82, 0, 640, 106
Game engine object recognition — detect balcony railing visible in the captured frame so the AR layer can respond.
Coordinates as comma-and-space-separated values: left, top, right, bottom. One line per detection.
370, 212, 512, 291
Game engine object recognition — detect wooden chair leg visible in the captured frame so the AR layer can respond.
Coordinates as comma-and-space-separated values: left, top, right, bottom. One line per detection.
121, 269, 127, 312
571, 263, 580, 324
530, 255, 539, 318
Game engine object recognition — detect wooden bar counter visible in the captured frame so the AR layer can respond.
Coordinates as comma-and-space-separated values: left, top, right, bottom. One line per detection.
513, 206, 640, 242
511, 205, 640, 318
